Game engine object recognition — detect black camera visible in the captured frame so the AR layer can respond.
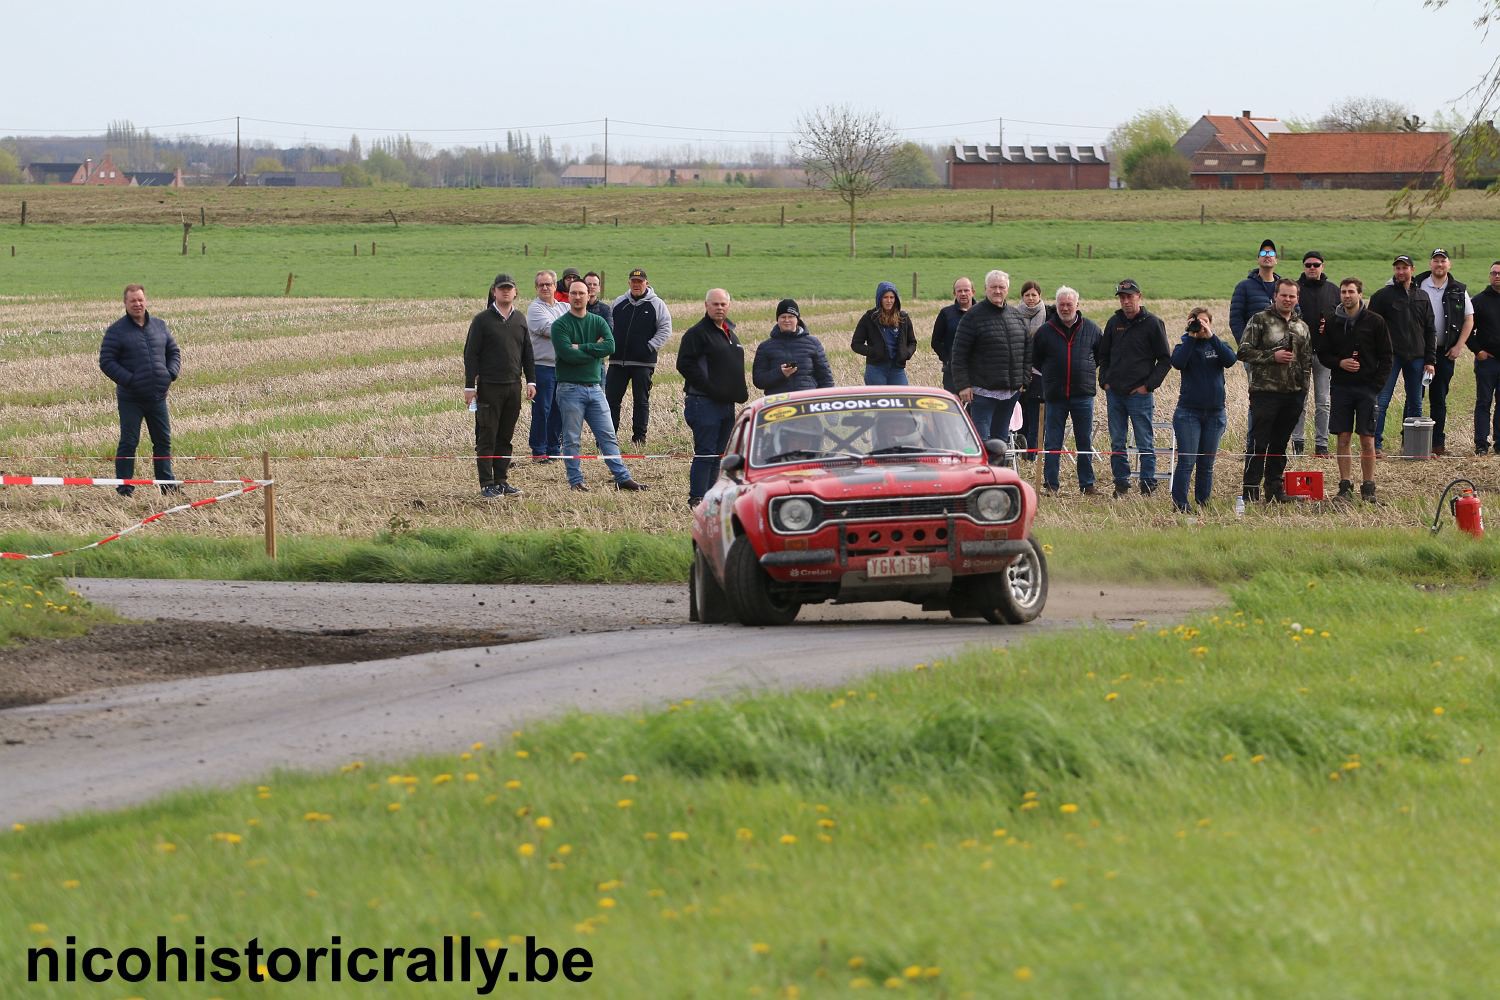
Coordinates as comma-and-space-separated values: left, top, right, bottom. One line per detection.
1186, 318, 1203, 334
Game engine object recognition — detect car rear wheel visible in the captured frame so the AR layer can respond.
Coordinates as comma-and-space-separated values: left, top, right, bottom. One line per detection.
983, 535, 1048, 625
725, 536, 800, 626
690, 545, 730, 624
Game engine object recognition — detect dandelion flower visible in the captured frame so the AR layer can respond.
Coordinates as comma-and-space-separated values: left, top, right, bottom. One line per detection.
598, 898, 616, 909
617, 799, 633, 809
517, 843, 536, 858
621, 774, 638, 783
1434, 706, 1446, 716
669, 831, 689, 842
535, 816, 553, 830
387, 802, 402, 812
1050, 877, 1067, 889
515, 750, 530, 759
1020, 801, 1040, 812
1014, 966, 1033, 982
1059, 803, 1079, 814
736, 828, 754, 841
1105, 692, 1119, 702
752, 942, 770, 955
848, 956, 866, 969
779, 834, 798, 845
504, 779, 523, 790
1251, 754, 1266, 764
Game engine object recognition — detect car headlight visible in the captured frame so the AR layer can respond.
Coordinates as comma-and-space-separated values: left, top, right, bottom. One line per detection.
777, 497, 816, 532
974, 488, 1014, 522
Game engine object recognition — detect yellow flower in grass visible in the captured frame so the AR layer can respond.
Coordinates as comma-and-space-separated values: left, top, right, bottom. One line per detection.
28, 923, 47, 934
1014, 966, 1034, 982
432, 774, 453, 785
883, 977, 904, 989
387, 802, 402, 812
211, 832, 241, 845
10, 824, 24, 833
621, 774, 639, 783
752, 942, 771, 955
557, 844, 573, 856
617, 799, 634, 809
156, 842, 177, 853
1105, 692, 1119, 702
779, 834, 798, 845
737, 828, 754, 841
669, 831, 689, 842
504, 779, 523, 790
848, 956, 866, 970
850, 977, 873, 989
1433, 707, 1446, 716
1251, 754, 1267, 764
472, 741, 486, 751
598, 898, 616, 909
517, 843, 536, 858
1059, 803, 1079, 814
535, 816, 553, 830
62, 879, 81, 889
570, 751, 588, 763
1020, 801, 1039, 812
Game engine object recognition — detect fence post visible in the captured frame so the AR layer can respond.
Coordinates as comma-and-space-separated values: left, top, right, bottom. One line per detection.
705, 242, 712, 257
1088, 245, 1093, 259
780, 205, 785, 227
181, 221, 192, 255
201, 206, 206, 227
582, 206, 588, 226
726, 243, 731, 257
353, 243, 358, 256
262, 451, 277, 560
990, 204, 995, 225
372, 242, 376, 255
201, 243, 205, 255
284, 272, 294, 296
1200, 204, 1205, 225
20, 200, 26, 226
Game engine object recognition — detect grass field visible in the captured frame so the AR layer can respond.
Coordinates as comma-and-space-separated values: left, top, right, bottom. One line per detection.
4, 537, 1498, 996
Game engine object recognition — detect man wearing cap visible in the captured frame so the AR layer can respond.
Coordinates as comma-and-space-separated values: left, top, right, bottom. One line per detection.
1415, 249, 1474, 455
552, 276, 648, 493
1229, 239, 1283, 345
1238, 279, 1313, 503
1369, 255, 1435, 455
526, 270, 567, 461
752, 299, 835, 395
931, 277, 974, 393
1096, 279, 1171, 497
1469, 261, 1500, 454
463, 274, 537, 498
677, 288, 749, 508
607, 267, 673, 447
1294, 250, 1339, 457
1318, 278, 1391, 503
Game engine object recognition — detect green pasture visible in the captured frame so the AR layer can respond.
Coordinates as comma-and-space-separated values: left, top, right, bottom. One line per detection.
5, 536, 1500, 996
4, 217, 1500, 302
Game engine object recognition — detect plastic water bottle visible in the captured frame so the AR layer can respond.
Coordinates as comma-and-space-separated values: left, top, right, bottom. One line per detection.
1234, 495, 1246, 517
468, 396, 478, 413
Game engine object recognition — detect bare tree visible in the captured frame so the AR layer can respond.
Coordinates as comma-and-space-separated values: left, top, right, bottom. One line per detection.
1315, 96, 1413, 132
1392, 0, 1500, 219
795, 105, 898, 258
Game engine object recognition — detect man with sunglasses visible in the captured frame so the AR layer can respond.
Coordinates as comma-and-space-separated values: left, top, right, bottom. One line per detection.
1229, 239, 1283, 346
1294, 250, 1339, 456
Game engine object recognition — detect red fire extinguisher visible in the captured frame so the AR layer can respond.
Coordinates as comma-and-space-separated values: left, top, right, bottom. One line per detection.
1432, 479, 1484, 538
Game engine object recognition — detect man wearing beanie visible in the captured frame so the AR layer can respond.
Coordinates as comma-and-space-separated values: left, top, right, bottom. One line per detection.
1230, 239, 1283, 345
752, 299, 835, 395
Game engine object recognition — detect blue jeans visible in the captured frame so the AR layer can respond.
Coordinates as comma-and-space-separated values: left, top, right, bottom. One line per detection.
864, 364, 909, 386
115, 393, 174, 486
1171, 406, 1227, 511
1106, 389, 1156, 489
1042, 396, 1095, 491
685, 395, 736, 502
527, 365, 564, 458
968, 394, 1019, 444
555, 382, 631, 487
1430, 353, 1456, 448
1375, 355, 1426, 450
1476, 357, 1500, 451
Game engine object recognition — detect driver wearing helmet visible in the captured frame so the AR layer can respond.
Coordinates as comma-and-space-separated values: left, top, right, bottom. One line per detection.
871, 410, 922, 452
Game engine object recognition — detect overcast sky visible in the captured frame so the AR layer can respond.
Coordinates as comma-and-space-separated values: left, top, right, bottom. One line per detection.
5, 0, 1496, 158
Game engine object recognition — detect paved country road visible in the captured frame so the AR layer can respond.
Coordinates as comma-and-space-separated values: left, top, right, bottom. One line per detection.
0, 578, 1220, 825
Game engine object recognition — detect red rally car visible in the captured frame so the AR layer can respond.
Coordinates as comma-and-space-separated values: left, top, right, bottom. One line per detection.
689, 386, 1047, 626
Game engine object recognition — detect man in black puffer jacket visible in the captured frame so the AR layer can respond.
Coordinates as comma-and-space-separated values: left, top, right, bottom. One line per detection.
752, 299, 834, 395
99, 284, 181, 497
951, 269, 1031, 443
677, 288, 749, 507
1031, 286, 1102, 496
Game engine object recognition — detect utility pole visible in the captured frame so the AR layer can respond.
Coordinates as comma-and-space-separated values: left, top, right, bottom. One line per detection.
998, 117, 1005, 151
235, 116, 242, 185
603, 117, 608, 188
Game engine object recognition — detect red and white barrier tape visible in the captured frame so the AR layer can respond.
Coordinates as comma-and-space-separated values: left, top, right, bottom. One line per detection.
0, 480, 269, 561
3, 476, 272, 487
0, 450, 1459, 463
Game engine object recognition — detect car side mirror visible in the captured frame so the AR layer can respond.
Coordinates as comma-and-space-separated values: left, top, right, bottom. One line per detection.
984, 438, 1010, 464
721, 453, 745, 481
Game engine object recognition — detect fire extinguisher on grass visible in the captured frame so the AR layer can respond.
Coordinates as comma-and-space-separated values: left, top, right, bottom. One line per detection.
1430, 479, 1484, 538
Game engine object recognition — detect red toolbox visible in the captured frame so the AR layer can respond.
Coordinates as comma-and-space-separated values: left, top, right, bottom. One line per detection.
1283, 470, 1324, 501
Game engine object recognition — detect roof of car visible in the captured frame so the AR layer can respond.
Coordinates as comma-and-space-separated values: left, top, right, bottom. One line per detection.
745, 385, 958, 414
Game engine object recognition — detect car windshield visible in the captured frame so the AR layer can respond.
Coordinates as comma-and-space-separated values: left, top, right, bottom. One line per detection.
750, 394, 982, 467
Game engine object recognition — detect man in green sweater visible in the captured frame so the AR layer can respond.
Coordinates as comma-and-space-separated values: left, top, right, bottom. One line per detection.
552, 277, 648, 492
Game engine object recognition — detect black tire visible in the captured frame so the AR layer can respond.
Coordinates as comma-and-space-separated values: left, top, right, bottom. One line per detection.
690, 545, 730, 624
724, 536, 800, 626
984, 535, 1048, 625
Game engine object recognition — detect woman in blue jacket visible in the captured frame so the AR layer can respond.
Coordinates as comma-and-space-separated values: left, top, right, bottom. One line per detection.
752, 299, 835, 394
1170, 307, 1237, 513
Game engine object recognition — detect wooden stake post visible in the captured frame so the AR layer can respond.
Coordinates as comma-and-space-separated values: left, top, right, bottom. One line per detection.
262, 451, 277, 559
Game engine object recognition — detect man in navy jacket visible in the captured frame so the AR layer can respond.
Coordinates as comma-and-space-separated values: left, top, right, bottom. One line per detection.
99, 284, 181, 496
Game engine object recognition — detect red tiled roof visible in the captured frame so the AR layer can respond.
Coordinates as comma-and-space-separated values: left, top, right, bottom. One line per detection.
1203, 115, 1279, 152
1263, 131, 1451, 174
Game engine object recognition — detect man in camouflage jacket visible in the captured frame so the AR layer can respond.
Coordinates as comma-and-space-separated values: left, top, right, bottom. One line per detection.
1237, 279, 1313, 502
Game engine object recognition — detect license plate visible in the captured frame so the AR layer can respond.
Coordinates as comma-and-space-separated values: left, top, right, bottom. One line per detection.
866, 555, 931, 579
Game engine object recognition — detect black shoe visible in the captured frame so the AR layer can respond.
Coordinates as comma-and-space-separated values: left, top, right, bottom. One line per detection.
160, 484, 181, 495
533, 455, 554, 464
1081, 485, 1100, 497
116, 485, 135, 497
1336, 479, 1355, 502
614, 479, 649, 492
569, 483, 589, 492
1139, 482, 1157, 497
1042, 486, 1059, 497
1242, 487, 1261, 503
1113, 484, 1132, 499
1476, 445, 1491, 456
480, 484, 502, 499
1266, 490, 1294, 505
498, 483, 522, 497
1292, 441, 1304, 456
1360, 481, 1378, 503
631, 436, 647, 448
1314, 446, 1330, 457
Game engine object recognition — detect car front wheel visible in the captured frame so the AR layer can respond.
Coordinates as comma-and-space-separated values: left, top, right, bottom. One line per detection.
724, 536, 800, 626
984, 535, 1048, 625
690, 545, 730, 624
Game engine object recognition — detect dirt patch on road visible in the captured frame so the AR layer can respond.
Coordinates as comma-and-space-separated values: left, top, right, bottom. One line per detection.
0, 621, 529, 710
